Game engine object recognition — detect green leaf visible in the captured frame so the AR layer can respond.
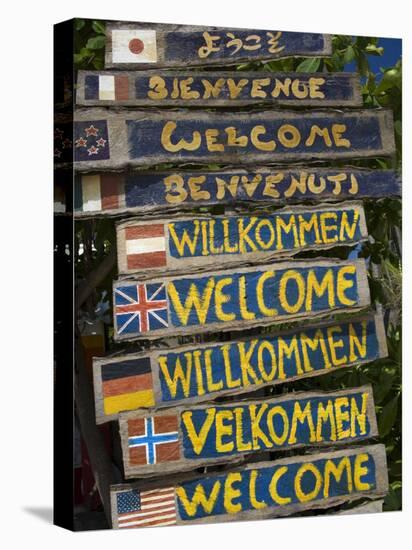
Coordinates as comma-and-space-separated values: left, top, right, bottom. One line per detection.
92, 20, 106, 35
296, 58, 321, 72
365, 44, 384, 56
86, 35, 106, 50
74, 19, 85, 31
384, 483, 402, 511
343, 45, 355, 64
378, 394, 399, 437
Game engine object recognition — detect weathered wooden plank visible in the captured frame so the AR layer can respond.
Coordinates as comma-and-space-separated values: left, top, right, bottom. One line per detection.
74, 168, 401, 217
116, 202, 368, 277
337, 499, 384, 515
110, 444, 388, 528
77, 70, 361, 107
112, 259, 370, 341
105, 23, 332, 69
118, 385, 378, 478
71, 109, 395, 170
93, 312, 387, 423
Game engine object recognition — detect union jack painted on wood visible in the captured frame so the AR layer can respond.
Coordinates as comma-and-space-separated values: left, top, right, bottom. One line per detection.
112, 259, 370, 341
114, 282, 168, 336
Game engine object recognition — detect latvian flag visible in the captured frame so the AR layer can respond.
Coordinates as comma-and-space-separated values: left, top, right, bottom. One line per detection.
124, 224, 167, 270
75, 174, 124, 213
85, 74, 129, 101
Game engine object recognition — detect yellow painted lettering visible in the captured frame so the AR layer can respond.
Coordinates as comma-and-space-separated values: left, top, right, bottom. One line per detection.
334, 397, 351, 440
168, 278, 215, 326
176, 481, 221, 517
279, 270, 305, 314
147, 76, 168, 100
224, 473, 242, 514
295, 463, 322, 503
316, 400, 337, 442
164, 174, 188, 204
269, 466, 291, 504
337, 265, 356, 306
215, 410, 234, 453
250, 125, 276, 151
323, 457, 352, 498
181, 408, 216, 455
354, 453, 371, 491
306, 269, 335, 311
161, 121, 201, 152
332, 124, 351, 147
305, 125, 332, 147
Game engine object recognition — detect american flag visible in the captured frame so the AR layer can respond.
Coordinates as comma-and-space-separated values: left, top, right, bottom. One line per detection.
114, 282, 168, 335
116, 487, 177, 529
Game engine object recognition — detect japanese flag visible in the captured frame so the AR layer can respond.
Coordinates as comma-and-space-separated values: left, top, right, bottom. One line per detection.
111, 29, 157, 63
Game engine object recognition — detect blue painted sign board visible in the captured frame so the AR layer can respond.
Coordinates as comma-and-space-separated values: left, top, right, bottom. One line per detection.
116, 202, 368, 276
118, 385, 378, 477
105, 24, 332, 69
71, 109, 395, 170
74, 168, 401, 217
76, 70, 361, 107
93, 312, 387, 423
110, 444, 388, 528
112, 259, 370, 341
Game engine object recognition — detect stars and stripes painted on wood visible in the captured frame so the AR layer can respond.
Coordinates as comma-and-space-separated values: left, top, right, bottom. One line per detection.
118, 386, 378, 478
111, 444, 389, 528
115, 202, 368, 276
105, 23, 332, 69
115, 487, 177, 528
73, 168, 401, 218
93, 312, 388, 423
112, 259, 370, 341
76, 70, 362, 107
72, 109, 396, 170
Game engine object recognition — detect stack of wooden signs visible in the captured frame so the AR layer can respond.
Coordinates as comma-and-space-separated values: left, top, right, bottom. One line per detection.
72, 22, 400, 529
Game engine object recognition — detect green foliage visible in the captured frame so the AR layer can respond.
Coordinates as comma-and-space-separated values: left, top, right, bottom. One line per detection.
74, 18, 106, 70
74, 27, 402, 511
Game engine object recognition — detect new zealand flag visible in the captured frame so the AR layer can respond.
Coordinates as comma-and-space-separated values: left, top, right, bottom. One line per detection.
74, 120, 110, 162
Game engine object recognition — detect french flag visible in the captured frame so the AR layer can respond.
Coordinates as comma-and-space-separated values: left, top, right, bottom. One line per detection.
85, 74, 129, 101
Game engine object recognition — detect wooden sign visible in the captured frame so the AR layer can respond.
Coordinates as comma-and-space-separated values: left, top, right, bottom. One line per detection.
116, 202, 367, 276
112, 259, 370, 342
105, 24, 332, 69
118, 385, 377, 478
76, 70, 361, 107
72, 109, 395, 170
74, 168, 401, 217
338, 499, 384, 515
110, 444, 388, 528
93, 312, 386, 423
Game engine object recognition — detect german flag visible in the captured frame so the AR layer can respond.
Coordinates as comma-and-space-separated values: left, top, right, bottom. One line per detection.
101, 357, 155, 415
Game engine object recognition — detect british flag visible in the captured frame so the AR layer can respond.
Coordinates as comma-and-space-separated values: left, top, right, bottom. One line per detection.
114, 283, 168, 335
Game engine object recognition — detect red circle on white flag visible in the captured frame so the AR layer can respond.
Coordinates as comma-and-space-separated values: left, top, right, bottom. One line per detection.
129, 38, 145, 54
